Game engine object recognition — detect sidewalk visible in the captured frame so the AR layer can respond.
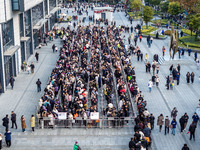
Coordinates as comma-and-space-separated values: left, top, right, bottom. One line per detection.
0, 38, 61, 133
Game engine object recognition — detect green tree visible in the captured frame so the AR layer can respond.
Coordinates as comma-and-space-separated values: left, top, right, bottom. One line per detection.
160, 0, 169, 13
187, 13, 200, 39
129, 0, 142, 12
168, 1, 183, 16
141, 6, 154, 28
148, 0, 161, 6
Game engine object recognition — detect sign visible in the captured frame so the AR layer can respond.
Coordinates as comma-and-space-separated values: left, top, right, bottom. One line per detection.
58, 112, 67, 120
90, 112, 99, 120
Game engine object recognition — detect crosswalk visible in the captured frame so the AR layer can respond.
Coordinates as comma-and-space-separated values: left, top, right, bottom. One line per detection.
158, 56, 165, 65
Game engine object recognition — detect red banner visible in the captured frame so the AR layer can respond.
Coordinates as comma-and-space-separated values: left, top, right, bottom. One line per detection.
94, 9, 113, 13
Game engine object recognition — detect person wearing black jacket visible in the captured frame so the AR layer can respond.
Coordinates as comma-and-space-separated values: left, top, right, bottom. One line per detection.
2, 115, 9, 131
182, 144, 190, 150
183, 113, 189, 131
189, 122, 196, 141
149, 113, 155, 130
129, 138, 135, 150
179, 115, 185, 133
11, 111, 17, 129
36, 79, 42, 92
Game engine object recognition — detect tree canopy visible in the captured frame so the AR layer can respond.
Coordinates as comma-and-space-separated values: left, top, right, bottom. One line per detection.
168, 1, 183, 16
129, 0, 142, 11
148, 0, 161, 6
142, 6, 154, 27
187, 13, 200, 37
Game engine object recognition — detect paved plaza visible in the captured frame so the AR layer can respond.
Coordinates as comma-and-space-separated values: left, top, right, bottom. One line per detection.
0, 7, 200, 150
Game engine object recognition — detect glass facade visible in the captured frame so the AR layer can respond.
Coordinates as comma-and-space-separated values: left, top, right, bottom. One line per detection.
49, 0, 56, 12
2, 20, 14, 51
32, 3, 43, 26
21, 42, 25, 63
50, 13, 57, 29
44, 0, 48, 16
12, 0, 20, 11
24, 10, 31, 36
26, 39, 31, 59
20, 14, 24, 37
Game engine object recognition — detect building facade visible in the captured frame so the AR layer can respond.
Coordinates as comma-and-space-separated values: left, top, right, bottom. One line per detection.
0, 0, 60, 93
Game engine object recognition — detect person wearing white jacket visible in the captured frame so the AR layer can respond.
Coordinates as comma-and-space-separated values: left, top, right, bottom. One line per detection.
148, 80, 153, 92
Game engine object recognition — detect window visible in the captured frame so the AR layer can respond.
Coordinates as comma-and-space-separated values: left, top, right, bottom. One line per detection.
32, 3, 44, 26
49, 0, 56, 12
12, 0, 20, 11
24, 10, 31, 36
2, 20, 14, 51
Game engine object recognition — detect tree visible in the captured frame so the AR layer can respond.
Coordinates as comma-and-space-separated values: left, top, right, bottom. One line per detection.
141, 6, 154, 28
168, 1, 183, 16
148, 0, 161, 6
160, 0, 169, 13
187, 13, 200, 39
129, 0, 142, 12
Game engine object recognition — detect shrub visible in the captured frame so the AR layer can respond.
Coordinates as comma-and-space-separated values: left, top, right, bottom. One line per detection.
164, 30, 171, 35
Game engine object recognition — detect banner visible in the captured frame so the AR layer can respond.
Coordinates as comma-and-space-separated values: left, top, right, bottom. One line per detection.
58, 112, 67, 120
90, 112, 99, 120
94, 9, 113, 13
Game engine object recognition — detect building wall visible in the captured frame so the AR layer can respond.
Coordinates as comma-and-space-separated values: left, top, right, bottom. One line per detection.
24, 0, 43, 11
0, 1, 6, 23
105, 11, 113, 22
13, 13, 21, 73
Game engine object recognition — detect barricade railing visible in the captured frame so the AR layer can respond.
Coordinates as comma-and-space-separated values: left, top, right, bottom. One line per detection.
37, 117, 135, 129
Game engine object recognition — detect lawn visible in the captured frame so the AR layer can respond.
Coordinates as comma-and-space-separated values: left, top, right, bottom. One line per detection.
128, 12, 141, 19
181, 29, 196, 36
179, 36, 200, 49
152, 19, 177, 27
141, 26, 157, 34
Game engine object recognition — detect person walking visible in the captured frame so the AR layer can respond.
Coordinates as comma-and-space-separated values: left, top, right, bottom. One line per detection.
148, 80, 153, 92
164, 116, 170, 135
30, 115, 35, 132
189, 121, 196, 141
176, 72, 180, 85
149, 113, 155, 130
11, 111, 17, 129
35, 52, 39, 63
182, 144, 189, 150
179, 115, 185, 133
162, 46, 165, 56
191, 72, 195, 83
21, 115, 27, 132
0, 133, 2, 150
171, 119, 177, 135
4, 130, 11, 147
171, 107, 178, 119
186, 72, 190, 83
36, 79, 42, 92
183, 113, 189, 131
2, 115, 9, 131
9, 76, 15, 90
73, 141, 81, 150
157, 114, 164, 132
145, 53, 148, 63
52, 44, 56, 53
30, 62, 35, 74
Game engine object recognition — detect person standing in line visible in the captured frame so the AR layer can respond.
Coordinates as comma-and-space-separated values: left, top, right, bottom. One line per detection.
4, 130, 11, 147
191, 72, 195, 83
186, 72, 190, 83
189, 121, 196, 141
21, 115, 27, 132
35, 51, 39, 63
179, 115, 185, 133
164, 116, 170, 135
2, 115, 9, 131
148, 80, 153, 92
36, 79, 42, 92
30, 62, 35, 74
157, 114, 164, 132
11, 111, 17, 129
30, 115, 35, 132
149, 113, 155, 130
9, 76, 15, 90
171, 119, 177, 135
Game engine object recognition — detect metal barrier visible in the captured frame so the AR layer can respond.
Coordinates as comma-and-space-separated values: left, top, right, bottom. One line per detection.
37, 117, 135, 129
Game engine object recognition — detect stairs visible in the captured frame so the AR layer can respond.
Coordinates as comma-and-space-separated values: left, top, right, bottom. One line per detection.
158, 56, 165, 65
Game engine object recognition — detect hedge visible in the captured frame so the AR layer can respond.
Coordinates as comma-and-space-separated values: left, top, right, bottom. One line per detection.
181, 29, 196, 36
179, 36, 200, 48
